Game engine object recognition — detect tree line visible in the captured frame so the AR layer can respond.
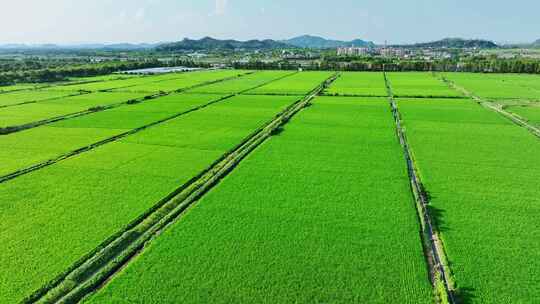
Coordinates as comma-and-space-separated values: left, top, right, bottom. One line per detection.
233, 57, 540, 74
0, 59, 207, 85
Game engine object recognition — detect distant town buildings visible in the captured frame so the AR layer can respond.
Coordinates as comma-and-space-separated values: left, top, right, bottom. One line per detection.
337, 46, 456, 60
337, 47, 371, 56
337, 46, 410, 58
281, 50, 319, 60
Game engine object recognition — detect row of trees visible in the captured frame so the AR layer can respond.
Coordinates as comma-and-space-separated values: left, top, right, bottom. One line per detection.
0, 58, 206, 85
233, 57, 540, 74
2, 54, 539, 85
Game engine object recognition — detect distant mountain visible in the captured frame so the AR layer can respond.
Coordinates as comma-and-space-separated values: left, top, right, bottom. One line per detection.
408, 38, 498, 49
283, 35, 374, 48
156, 37, 290, 51
532, 39, 540, 46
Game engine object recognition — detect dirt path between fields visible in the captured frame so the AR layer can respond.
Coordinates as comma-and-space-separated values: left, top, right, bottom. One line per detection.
384, 71, 457, 304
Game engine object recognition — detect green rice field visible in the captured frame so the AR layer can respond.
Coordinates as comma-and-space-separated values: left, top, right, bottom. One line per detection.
246, 71, 333, 95
0, 90, 81, 107
0, 94, 302, 303
387, 72, 462, 98
444, 72, 540, 101
506, 105, 540, 126
0, 83, 41, 92
85, 96, 432, 303
1, 70, 539, 304
187, 70, 294, 94
110, 69, 246, 93
0, 70, 244, 129
396, 97, 540, 303
0, 92, 147, 128
45, 70, 225, 92
324, 72, 387, 96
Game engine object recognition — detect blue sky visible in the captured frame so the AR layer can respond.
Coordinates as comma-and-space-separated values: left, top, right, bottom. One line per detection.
1, 0, 539, 44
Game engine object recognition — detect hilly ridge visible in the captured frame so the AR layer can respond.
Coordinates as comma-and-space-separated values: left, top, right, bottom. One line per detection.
406, 38, 498, 48
156, 37, 290, 51
282, 35, 374, 48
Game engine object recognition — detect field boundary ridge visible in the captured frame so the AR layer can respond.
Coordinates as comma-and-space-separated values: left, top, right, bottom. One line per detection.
384, 71, 457, 304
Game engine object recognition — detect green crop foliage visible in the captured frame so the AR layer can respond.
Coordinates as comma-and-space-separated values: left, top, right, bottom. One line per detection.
0, 92, 147, 128
324, 72, 387, 96
397, 98, 540, 303
0, 90, 79, 107
67, 74, 142, 82
507, 105, 540, 126
45, 70, 235, 93
6, 70, 540, 304
111, 70, 246, 93
387, 72, 462, 98
444, 72, 540, 101
0, 94, 301, 303
187, 70, 294, 94
246, 71, 333, 95
0, 70, 255, 176
86, 97, 432, 304
0, 70, 244, 128
0, 93, 226, 177
0, 84, 40, 92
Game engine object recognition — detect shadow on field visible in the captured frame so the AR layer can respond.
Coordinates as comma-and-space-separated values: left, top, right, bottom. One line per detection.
270, 126, 285, 136
426, 205, 450, 233
454, 286, 476, 304
423, 193, 477, 304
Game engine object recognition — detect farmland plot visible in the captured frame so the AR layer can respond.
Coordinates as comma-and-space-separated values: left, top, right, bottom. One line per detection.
0, 84, 40, 93
0, 94, 303, 303
67, 74, 142, 82
506, 105, 540, 126
44, 78, 157, 92
386, 72, 462, 98
0, 75, 131, 95
0, 93, 226, 177
0, 92, 147, 128
45, 71, 207, 92
110, 69, 246, 93
86, 97, 432, 304
397, 98, 540, 303
246, 71, 333, 95
187, 70, 294, 94
324, 72, 387, 96
444, 72, 540, 101
0, 90, 81, 107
